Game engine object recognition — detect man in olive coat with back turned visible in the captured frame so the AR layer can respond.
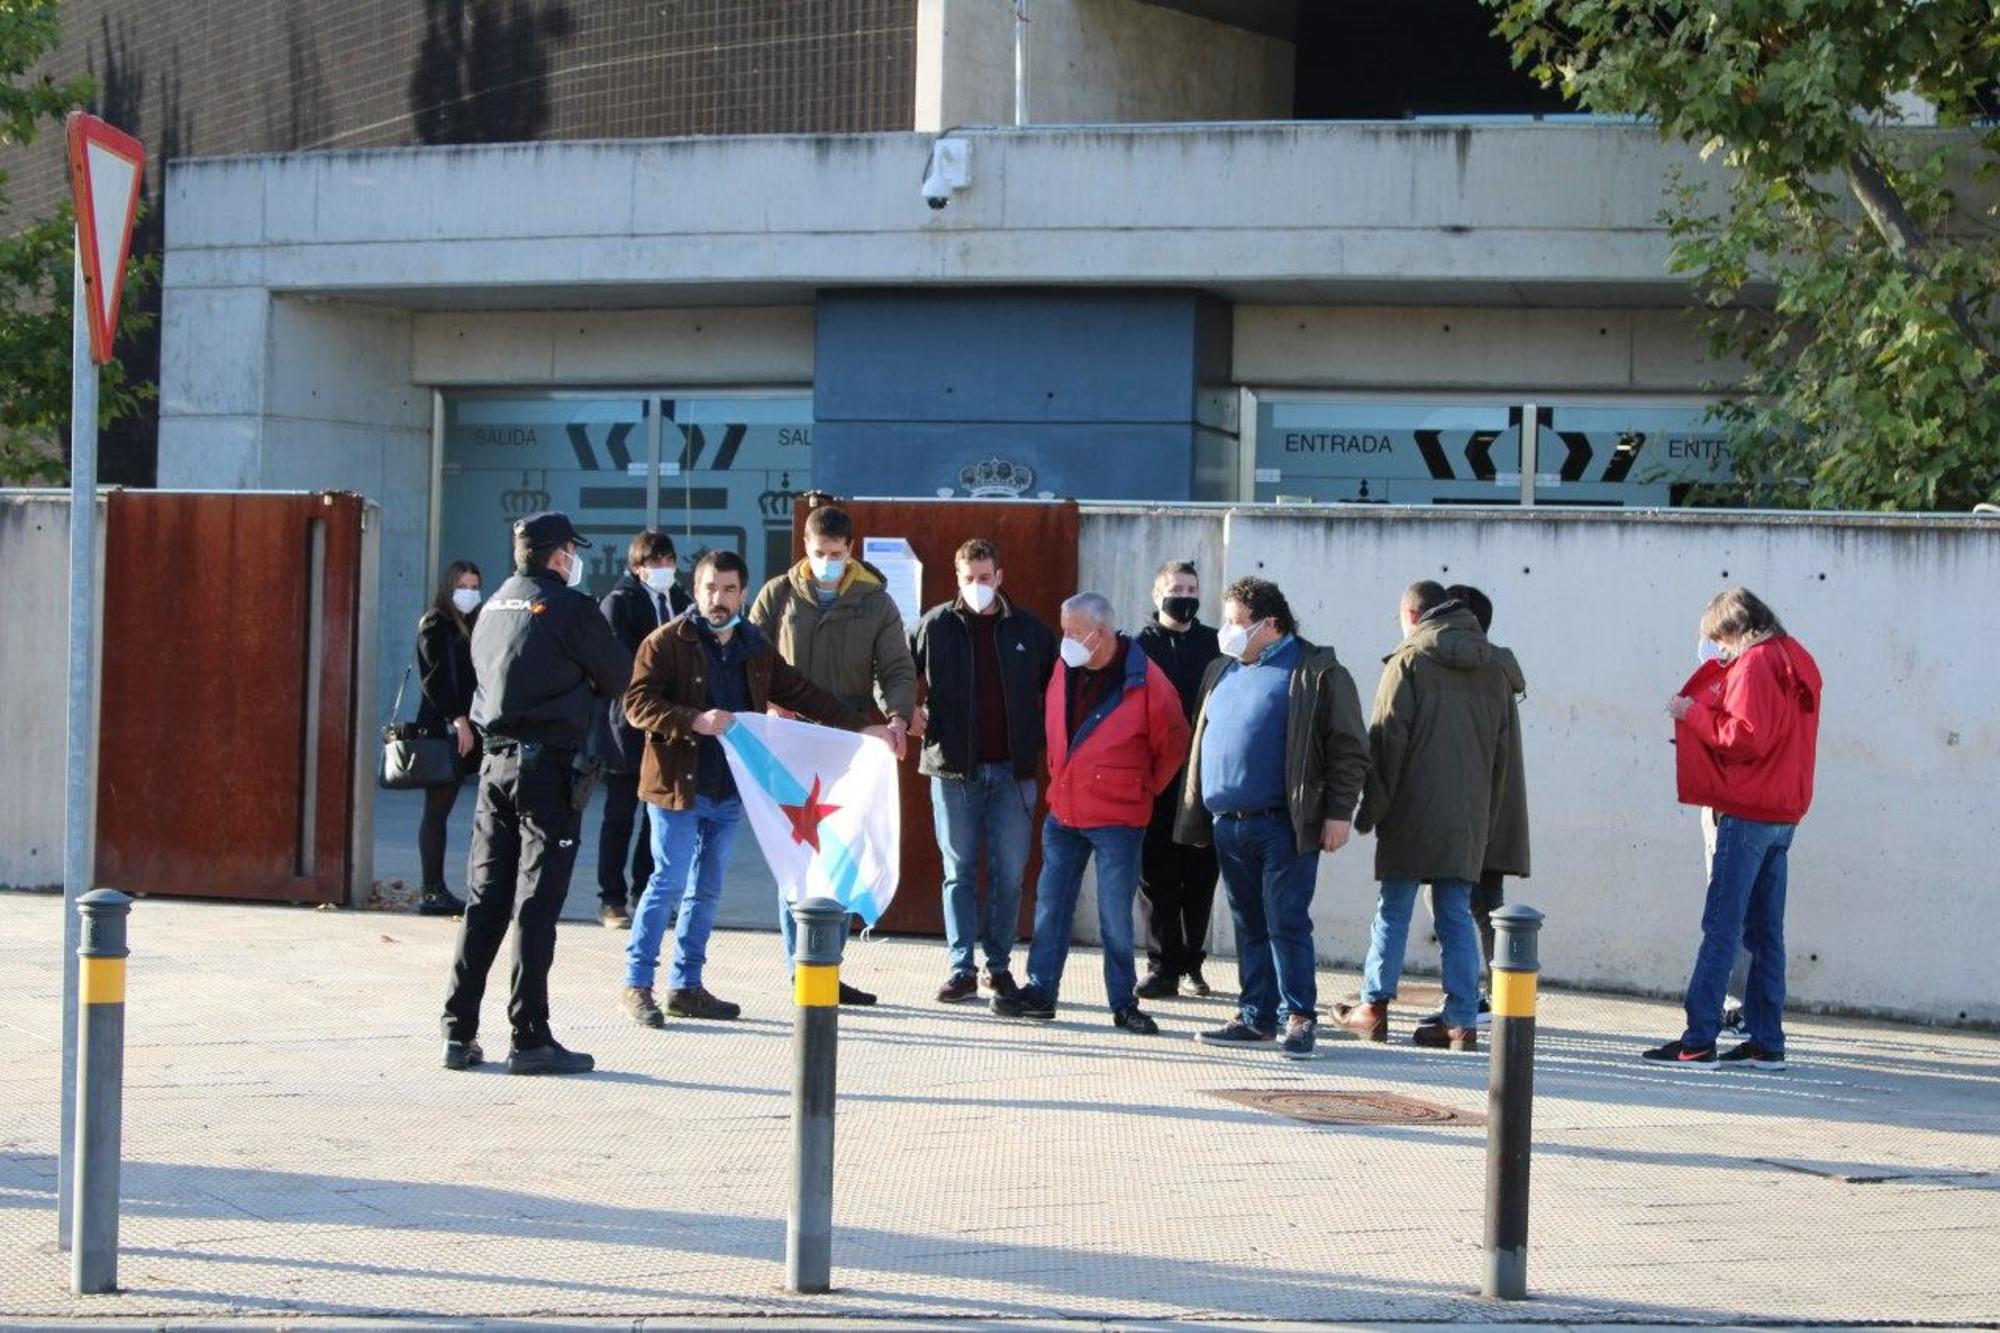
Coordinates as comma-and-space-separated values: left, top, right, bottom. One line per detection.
1335, 580, 1512, 1053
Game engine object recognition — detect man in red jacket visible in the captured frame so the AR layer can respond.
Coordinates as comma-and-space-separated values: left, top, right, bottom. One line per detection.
993, 591, 1191, 1033
1644, 587, 1822, 1072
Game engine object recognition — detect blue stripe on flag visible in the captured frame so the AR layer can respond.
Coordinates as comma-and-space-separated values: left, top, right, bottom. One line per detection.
721, 722, 809, 804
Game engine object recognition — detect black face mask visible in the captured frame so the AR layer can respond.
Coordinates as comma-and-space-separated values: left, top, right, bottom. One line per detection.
1161, 596, 1199, 624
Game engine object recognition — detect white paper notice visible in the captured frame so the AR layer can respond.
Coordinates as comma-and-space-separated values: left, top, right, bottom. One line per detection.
861, 536, 924, 626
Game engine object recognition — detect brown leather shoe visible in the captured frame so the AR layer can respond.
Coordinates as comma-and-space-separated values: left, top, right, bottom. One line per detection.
935, 972, 978, 1004
1330, 999, 1389, 1042
1411, 1019, 1478, 1052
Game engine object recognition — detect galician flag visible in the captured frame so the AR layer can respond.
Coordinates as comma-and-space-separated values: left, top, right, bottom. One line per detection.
720, 712, 901, 925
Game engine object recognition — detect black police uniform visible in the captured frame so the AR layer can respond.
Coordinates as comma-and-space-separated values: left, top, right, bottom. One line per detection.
441, 515, 632, 1056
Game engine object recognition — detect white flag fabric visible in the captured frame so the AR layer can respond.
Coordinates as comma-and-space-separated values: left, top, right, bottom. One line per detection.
720, 712, 901, 925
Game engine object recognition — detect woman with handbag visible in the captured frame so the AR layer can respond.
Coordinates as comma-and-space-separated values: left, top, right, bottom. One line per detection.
414, 560, 483, 915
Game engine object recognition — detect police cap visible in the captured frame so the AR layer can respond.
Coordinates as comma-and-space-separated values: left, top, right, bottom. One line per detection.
513, 510, 592, 550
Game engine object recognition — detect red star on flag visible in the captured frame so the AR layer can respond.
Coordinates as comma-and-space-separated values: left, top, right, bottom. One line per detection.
779, 774, 841, 852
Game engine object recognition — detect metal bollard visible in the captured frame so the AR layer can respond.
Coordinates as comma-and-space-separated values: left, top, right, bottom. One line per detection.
72, 889, 132, 1295
787, 896, 846, 1294
1482, 903, 1543, 1300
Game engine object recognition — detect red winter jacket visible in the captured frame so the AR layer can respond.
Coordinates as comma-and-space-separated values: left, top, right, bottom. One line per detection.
1674, 635, 1822, 824
1044, 637, 1192, 829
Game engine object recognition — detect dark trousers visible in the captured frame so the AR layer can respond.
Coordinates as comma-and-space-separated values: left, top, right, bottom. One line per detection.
417, 775, 465, 889
1137, 805, 1220, 978
595, 769, 654, 907
441, 748, 582, 1048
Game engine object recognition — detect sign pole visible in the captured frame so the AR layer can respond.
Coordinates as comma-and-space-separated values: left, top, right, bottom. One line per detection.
58, 240, 100, 1248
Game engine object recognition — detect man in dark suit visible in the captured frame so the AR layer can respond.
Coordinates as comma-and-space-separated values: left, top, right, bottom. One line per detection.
590, 530, 692, 928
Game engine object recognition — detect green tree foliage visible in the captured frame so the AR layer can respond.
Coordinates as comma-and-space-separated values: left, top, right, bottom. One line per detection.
1, 0, 154, 485
1488, 0, 2000, 511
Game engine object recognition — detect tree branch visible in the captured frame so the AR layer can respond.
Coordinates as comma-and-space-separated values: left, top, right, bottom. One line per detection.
1845, 144, 1997, 375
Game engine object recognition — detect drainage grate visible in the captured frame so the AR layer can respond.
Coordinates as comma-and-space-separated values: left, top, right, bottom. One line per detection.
1208, 1088, 1484, 1128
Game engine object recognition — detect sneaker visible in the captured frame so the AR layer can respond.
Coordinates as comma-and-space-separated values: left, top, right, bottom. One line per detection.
418, 884, 466, 917
442, 1038, 483, 1070
991, 986, 1055, 1020
1134, 970, 1179, 1001
1112, 1006, 1159, 1035
1411, 1019, 1478, 1052
983, 969, 1020, 1000
598, 900, 632, 929
1180, 967, 1213, 998
1281, 1015, 1319, 1061
839, 982, 878, 1007
1195, 1020, 1276, 1048
506, 1039, 594, 1076
621, 985, 667, 1028
1330, 999, 1389, 1043
935, 972, 979, 1004
1719, 1040, 1787, 1071
665, 986, 741, 1021
1640, 1039, 1718, 1071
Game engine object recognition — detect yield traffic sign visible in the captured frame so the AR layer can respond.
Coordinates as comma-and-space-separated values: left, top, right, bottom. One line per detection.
64, 112, 145, 367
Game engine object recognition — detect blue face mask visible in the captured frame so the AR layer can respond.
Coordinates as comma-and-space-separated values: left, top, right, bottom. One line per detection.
809, 554, 845, 583
704, 611, 741, 633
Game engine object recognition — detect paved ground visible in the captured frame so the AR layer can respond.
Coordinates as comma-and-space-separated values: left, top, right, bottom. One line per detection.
2, 891, 1996, 1327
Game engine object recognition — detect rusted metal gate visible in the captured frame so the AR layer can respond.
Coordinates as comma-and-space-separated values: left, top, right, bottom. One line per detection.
94, 491, 370, 904
791, 498, 1081, 937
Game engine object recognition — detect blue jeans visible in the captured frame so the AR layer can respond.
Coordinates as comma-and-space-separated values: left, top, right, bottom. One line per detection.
625, 796, 743, 992
1363, 878, 1482, 1029
1212, 813, 1320, 1031
1682, 815, 1793, 1050
1024, 814, 1145, 1013
932, 765, 1037, 978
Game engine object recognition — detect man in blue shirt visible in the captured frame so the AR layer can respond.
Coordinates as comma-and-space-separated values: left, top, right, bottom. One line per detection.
1174, 577, 1370, 1061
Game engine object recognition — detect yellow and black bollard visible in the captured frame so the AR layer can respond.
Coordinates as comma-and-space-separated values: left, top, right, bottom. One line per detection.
1482, 903, 1543, 1301
787, 896, 845, 1294
72, 889, 132, 1295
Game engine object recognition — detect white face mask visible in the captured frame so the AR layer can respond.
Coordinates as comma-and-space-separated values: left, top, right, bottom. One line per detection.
961, 581, 997, 613
1217, 618, 1261, 661
450, 587, 482, 614
642, 566, 677, 594
563, 548, 587, 590
809, 554, 845, 583
1059, 633, 1096, 669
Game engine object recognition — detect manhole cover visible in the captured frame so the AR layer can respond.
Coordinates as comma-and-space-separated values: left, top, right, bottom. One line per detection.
1208, 1088, 1483, 1127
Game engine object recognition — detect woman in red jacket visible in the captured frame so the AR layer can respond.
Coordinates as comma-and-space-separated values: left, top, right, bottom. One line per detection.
1644, 587, 1822, 1072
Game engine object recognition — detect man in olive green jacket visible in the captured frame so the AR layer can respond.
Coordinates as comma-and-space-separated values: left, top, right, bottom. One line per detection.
748, 503, 919, 1004
1334, 581, 1512, 1052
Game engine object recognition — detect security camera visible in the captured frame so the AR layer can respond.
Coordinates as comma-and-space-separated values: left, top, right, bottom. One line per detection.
921, 136, 971, 209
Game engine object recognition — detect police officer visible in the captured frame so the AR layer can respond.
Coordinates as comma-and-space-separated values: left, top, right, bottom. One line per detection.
440, 511, 632, 1075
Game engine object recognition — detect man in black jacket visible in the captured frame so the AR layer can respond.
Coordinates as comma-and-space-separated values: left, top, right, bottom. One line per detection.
590, 530, 693, 928
440, 511, 632, 1077
1134, 561, 1223, 998
909, 538, 1058, 1004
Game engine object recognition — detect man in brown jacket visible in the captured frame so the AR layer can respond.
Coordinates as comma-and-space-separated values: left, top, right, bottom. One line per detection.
619, 549, 889, 1028
749, 503, 920, 1003
1335, 580, 1512, 1053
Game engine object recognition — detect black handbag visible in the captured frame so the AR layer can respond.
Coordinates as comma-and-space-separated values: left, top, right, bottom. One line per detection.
379, 660, 462, 790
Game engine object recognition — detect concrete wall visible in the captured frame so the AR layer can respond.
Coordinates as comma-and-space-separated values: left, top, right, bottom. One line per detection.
1235, 306, 1731, 393
411, 308, 817, 386
1075, 504, 2000, 1027
916, 0, 1294, 130
0, 495, 99, 891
